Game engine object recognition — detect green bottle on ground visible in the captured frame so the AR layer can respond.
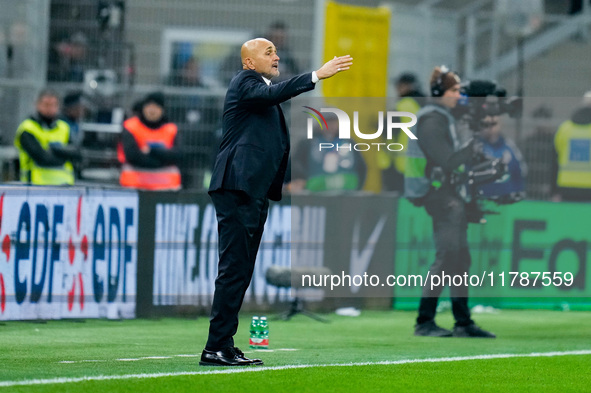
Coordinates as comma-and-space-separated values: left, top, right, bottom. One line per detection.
259, 316, 269, 349
249, 316, 261, 349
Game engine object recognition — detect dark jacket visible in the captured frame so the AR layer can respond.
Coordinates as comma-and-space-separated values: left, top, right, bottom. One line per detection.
209, 69, 315, 201
416, 106, 472, 180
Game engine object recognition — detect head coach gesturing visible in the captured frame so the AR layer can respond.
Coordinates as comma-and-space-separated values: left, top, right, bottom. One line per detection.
200, 38, 352, 367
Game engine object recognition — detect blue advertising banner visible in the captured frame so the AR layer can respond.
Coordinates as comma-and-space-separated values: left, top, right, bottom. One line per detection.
0, 187, 138, 320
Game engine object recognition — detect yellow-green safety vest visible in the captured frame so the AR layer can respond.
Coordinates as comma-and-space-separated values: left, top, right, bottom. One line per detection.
15, 118, 74, 185
555, 120, 591, 189
377, 97, 422, 173
393, 97, 421, 174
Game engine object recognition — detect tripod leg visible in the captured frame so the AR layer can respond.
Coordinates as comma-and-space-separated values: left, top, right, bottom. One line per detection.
300, 309, 330, 323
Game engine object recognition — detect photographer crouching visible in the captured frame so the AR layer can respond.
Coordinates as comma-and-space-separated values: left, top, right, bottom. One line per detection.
404, 66, 496, 338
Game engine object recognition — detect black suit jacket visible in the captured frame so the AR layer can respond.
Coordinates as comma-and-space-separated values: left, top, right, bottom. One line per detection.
209, 70, 316, 201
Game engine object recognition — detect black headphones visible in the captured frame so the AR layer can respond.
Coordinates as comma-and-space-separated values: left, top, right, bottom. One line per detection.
430, 65, 451, 97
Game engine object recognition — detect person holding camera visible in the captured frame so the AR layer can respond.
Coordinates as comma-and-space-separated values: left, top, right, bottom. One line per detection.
404, 66, 495, 338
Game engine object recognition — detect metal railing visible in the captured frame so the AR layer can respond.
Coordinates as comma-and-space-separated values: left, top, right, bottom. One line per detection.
458, 0, 591, 81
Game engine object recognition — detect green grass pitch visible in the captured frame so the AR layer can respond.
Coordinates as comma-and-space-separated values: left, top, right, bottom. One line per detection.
1, 309, 590, 392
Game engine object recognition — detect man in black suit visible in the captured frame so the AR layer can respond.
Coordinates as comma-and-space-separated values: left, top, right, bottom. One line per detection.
200, 38, 352, 367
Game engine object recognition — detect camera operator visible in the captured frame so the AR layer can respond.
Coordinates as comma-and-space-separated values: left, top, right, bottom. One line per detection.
404, 66, 495, 338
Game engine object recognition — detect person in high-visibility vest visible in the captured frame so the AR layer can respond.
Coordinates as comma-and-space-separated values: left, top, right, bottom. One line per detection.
553, 92, 591, 201
381, 73, 424, 192
118, 92, 182, 191
290, 115, 366, 192
14, 89, 78, 185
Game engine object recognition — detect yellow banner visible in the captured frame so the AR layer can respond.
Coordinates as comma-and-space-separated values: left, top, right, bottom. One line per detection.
323, 1, 391, 192
323, 1, 390, 98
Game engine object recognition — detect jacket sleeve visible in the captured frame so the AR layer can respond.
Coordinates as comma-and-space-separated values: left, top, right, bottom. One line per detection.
121, 128, 166, 169
149, 133, 182, 165
416, 114, 473, 174
238, 72, 315, 108
20, 131, 67, 167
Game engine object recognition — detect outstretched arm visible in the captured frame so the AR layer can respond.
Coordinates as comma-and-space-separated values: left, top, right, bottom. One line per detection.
239, 55, 354, 107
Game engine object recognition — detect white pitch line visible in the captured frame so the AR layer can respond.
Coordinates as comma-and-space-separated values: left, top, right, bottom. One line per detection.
59, 351, 298, 364
61, 356, 179, 364
4, 350, 591, 388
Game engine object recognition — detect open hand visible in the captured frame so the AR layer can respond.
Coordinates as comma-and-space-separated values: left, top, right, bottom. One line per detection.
316, 55, 353, 80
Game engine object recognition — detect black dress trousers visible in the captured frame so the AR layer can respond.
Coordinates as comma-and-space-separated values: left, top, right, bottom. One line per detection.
206, 190, 269, 350
417, 187, 474, 327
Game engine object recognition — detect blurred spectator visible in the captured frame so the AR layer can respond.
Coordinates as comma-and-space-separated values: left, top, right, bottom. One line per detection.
169, 56, 205, 88
395, 72, 425, 101
290, 115, 366, 192
552, 92, 591, 201
61, 91, 88, 180
118, 92, 182, 190
52, 31, 88, 82
61, 91, 88, 147
167, 56, 207, 126
14, 89, 79, 185
266, 21, 300, 82
476, 115, 527, 201
219, 43, 243, 85
381, 72, 425, 192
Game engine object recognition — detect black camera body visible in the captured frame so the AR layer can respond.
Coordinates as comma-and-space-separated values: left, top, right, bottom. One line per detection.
451, 80, 524, 222
456, 80, 522, 130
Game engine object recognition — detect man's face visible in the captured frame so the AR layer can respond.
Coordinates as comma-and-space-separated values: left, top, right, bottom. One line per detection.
396, 83, 412, 97
66, 104, 86, 120
142, 103, 164, 123
441, 84, 461, 108
246, 40, 280, 79
36, 95, 60, 119
481, 115, 501, 143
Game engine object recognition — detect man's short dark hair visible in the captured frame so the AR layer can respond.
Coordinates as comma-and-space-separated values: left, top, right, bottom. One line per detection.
63, 91, 84, 108
395, 72, 418, 86
37, 88, 60, 102
269, 21, 287, 30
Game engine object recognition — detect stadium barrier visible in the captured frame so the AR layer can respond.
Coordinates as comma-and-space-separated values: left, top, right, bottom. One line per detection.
395, 199, 591, 310
0, 186, 138, 321
136, 192, 398, 317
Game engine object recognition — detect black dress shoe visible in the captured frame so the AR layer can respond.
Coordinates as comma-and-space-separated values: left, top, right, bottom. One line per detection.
199, 347, 264, 366
453, 324, 496, 338
414, 321, 453, 337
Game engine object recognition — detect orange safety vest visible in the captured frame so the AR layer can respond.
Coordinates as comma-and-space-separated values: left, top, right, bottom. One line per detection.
118, 116, 181, 190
